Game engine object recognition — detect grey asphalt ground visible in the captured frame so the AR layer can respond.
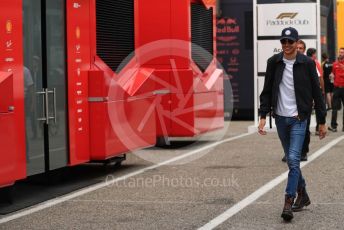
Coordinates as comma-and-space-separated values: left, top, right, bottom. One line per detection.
0, 111, 343, 230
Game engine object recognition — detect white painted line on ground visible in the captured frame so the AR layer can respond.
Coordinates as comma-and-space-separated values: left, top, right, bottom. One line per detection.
198, 135, 344, 230
0, 132, 253, 224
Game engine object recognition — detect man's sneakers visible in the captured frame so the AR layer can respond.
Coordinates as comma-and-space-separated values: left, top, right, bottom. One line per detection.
328, 126, 337, 132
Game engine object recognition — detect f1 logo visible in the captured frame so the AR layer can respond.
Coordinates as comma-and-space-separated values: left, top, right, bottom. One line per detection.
276, 13, 298, 19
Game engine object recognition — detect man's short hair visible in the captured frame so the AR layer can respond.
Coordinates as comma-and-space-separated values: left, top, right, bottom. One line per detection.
297, 40, 306, 50
306, 48, 316, 57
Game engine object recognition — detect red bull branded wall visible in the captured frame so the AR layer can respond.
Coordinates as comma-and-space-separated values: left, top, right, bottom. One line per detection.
217, 0, 254, 120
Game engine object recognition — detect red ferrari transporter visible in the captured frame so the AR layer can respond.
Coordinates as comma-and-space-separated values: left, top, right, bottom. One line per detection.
136, 0, 224, 143
0, 0, 157, 188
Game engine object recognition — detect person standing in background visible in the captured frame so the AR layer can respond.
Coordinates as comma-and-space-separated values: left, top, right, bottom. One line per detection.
322, 53, 333, 111
328, 48, 344, 132
296, 39, 306, 54
307, 48, 325, 136
307, 48, 325, 95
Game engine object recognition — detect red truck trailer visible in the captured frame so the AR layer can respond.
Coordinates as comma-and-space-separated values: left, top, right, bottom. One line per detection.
0, 0, 156, 189
135, 0, 224, 144
0, 0, 223, 191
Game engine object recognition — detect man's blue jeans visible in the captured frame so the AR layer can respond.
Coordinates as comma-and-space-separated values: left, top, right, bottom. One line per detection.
275, 115, 307, 198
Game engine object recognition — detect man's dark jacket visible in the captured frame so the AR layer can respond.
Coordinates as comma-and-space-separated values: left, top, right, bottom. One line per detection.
259, 52, 326, 124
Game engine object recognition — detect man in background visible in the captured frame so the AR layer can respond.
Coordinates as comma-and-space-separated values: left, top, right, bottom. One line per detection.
322, 53, 333, 111
307, 48, 325, 138
328, 48, 344, 132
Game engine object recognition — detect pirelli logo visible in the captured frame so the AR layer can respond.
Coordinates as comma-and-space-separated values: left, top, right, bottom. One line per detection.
276, 13, 298, 19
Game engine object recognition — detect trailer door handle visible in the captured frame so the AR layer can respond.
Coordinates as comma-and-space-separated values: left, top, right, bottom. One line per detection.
47, 88, 57, 124
36, 90, 47, 122
45, 89, 50, 125
36, 88, 57, 124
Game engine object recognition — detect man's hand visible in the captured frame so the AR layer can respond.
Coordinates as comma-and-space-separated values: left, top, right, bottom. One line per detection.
318, 124, 327, 140
258, 118, 267, 135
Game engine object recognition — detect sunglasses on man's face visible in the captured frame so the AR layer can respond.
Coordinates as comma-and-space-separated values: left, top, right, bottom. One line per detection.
280, 39, 295, 45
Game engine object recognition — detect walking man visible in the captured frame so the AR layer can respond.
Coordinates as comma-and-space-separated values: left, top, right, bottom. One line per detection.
282, 39, 309, 162
328, 48, 344, 132
258, 27, 327, 221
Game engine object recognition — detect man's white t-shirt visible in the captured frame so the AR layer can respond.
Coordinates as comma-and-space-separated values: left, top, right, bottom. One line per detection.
275, 58, 298, 117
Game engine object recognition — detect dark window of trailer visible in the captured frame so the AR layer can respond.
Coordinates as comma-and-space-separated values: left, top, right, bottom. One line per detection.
191, 3, 214, 72
96, 0, 135, 73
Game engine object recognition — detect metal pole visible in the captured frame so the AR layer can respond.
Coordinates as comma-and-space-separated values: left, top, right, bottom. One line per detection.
317, 0, 321, 60
253, 0, 258, 127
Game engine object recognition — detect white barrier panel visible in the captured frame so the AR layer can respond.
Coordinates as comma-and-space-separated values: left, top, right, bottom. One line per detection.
257, 3, 317, 36
257, 39, 317, 73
